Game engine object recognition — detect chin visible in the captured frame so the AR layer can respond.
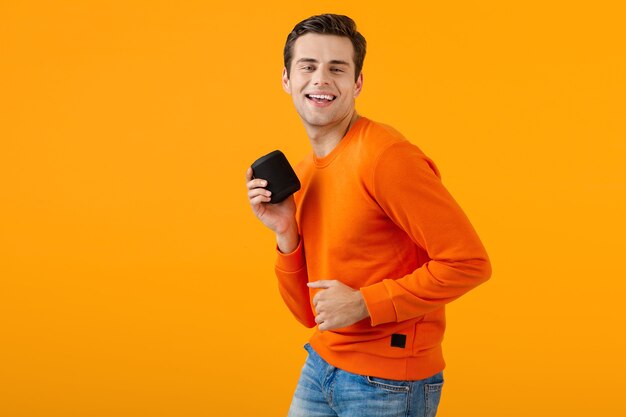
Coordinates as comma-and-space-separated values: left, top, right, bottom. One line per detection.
302, 113, 336, 127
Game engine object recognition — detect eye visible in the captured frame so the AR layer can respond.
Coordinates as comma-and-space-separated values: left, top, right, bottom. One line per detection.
331, 68, 343, 73
301, 65, 315, 71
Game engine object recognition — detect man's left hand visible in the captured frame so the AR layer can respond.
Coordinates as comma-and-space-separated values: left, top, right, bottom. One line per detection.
307, 280, 370, 331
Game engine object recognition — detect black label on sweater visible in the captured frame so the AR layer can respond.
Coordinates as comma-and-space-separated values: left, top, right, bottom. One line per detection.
390, 334, 407, 348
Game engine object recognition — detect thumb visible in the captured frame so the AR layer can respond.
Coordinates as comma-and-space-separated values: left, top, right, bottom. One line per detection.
307, 280, 332, 289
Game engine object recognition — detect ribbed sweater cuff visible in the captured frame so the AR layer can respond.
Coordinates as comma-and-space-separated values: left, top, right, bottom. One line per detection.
360, 280, 397, 326
275, 238, 306, 273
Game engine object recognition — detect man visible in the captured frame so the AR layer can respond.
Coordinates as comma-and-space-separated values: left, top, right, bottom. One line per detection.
246, 14, 491, 417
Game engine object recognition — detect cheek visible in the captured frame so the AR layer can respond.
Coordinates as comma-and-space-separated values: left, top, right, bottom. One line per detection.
291, 75, 310, 89
339, 80, 358, 95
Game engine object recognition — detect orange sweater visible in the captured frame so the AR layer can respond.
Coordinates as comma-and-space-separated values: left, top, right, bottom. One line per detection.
275, 117, 491, 380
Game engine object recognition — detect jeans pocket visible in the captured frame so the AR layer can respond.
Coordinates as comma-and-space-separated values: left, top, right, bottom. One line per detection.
424, 382, 444, 417
364, 375, 410, 393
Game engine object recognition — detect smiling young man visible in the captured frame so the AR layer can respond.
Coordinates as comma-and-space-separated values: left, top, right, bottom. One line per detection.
246, 14, 491, 417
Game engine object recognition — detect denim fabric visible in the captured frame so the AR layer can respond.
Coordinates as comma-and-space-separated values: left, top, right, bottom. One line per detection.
287, 343, 444, 417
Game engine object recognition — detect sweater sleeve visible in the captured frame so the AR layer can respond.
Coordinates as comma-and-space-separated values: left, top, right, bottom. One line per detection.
274, 238, 316, 328
360, 141, 492, 326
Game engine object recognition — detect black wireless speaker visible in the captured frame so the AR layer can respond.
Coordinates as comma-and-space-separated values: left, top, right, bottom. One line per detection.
251, 150, 301, 204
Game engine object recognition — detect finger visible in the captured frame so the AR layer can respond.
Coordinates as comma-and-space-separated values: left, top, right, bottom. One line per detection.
246, 178, 269, 190
307, 280, 332, 289
318, 320, 331, 331
312, 292, 322, 306
250, 194, 272, 206
245, 167, 253, 182
248, 188, 272, 200
312, 290, 329, 307
315, 314, 324, 324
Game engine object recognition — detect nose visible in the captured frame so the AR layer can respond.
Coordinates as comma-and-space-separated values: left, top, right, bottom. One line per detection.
312, 67, 331, 86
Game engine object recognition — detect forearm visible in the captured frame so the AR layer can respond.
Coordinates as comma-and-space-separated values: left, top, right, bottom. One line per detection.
275, 236, 316, 328
361, 254, 491, 325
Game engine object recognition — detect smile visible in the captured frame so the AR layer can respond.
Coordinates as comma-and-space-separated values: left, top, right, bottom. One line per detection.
306, 94, 337, 103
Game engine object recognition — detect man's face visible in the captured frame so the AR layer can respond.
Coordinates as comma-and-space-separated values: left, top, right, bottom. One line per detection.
282, 33, 363, 130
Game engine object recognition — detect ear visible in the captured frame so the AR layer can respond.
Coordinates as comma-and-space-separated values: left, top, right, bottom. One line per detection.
282, 67, 291, 94
354, 72, 364, 98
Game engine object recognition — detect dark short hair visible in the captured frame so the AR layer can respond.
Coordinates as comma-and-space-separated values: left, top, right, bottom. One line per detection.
283, 14, 367, 82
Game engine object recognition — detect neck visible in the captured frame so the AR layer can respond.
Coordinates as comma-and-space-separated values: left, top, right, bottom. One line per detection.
306, 112, 360, 158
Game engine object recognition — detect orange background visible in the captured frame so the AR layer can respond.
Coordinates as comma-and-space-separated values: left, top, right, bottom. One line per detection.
1, 1, 625, 416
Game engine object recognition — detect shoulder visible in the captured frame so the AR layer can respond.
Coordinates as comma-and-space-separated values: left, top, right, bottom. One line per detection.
352, 117, 431, 169
356, 117, 407, 150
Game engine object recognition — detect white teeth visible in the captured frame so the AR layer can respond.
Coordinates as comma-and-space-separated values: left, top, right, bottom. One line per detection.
309, 94, 335, 101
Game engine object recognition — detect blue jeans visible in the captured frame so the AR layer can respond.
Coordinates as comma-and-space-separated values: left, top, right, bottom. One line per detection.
287, 343, 444, 417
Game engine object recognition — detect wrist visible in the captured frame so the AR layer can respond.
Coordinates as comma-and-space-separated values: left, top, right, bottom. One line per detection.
356, 290, 370, 320
276, 221, 299, 254
274, 217, 297, 236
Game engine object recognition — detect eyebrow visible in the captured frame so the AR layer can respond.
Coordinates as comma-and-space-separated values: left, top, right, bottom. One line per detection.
295, 58, 351, 66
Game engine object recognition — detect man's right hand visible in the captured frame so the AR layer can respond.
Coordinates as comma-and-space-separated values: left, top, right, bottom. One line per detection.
246, 167, 299, 253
